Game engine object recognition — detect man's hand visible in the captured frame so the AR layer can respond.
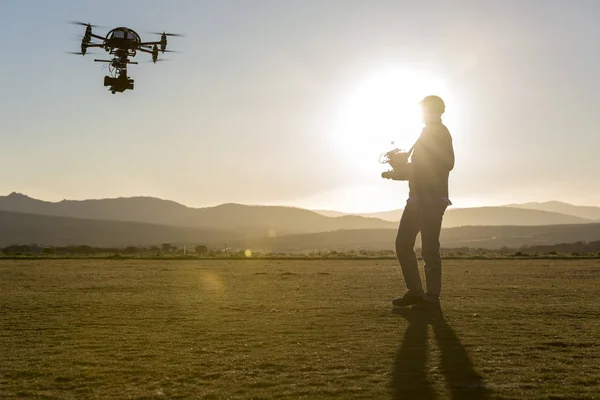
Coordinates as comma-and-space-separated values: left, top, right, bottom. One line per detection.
382, 163, 412, 181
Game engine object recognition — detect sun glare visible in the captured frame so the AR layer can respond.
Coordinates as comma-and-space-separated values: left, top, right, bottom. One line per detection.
332, 67, 459, 176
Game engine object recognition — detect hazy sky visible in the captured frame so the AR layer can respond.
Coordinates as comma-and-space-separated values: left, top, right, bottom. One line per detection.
1, 0, 599, 212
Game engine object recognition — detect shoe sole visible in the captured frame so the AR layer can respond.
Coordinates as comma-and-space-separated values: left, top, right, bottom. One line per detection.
392, 298, 424, 308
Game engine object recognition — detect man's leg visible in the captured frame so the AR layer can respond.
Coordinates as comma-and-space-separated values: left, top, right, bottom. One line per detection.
419, 202, 447, 303
394, 201, 423, 300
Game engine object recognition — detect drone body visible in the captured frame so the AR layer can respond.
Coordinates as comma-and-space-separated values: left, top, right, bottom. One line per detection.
70, 22, 182, 94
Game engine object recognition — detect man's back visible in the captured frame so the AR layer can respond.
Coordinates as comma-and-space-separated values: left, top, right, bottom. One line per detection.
409, 122, 454, 200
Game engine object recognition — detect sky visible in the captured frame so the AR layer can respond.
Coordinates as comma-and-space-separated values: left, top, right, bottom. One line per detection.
1, 0, 600, 213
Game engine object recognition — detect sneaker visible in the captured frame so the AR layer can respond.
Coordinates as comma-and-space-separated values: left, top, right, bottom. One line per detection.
392, 291, 424, 307
412, 293, 441, 311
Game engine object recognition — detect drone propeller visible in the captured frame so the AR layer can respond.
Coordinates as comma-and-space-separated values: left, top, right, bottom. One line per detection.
149, 31, 186, 37
66, 51, 95, 55
68, 21, 104, 28
147, 59, 171, 63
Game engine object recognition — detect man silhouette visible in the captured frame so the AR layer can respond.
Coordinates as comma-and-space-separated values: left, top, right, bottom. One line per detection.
392, 95, 454, 309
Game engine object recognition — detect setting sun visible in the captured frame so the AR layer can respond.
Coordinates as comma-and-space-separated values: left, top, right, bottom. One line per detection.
332, 67, 460, 177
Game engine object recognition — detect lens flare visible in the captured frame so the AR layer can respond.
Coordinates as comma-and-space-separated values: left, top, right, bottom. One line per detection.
198, 270, 225, 293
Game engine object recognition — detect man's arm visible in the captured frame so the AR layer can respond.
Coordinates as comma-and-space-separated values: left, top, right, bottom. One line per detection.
441, 132, 454, 172
425, 128, 454, 172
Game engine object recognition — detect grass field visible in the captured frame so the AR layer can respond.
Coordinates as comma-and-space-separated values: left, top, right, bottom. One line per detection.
1, 259, 599, 399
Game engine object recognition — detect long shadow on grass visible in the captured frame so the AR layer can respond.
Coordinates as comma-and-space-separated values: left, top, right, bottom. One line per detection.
391, 307, 490, 400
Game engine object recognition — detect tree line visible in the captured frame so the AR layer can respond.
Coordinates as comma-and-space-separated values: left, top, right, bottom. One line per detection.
1, 244, 210, 256
1, 241, 599, 258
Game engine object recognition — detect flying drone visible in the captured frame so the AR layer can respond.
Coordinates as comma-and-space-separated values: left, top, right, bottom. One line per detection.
69, 21, 183, 94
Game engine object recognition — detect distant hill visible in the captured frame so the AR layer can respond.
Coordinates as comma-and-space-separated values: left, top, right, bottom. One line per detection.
359, 209, 405, 222
315, 209, 405, 222
0, 193, 595, 247
313, 210, 347, 218
234, 223, 600, 252
0, 193, 396, 235
507, 201, 600, 221
522, 240, 600, 254
1, 209, 599, 251
0, 210, 235, 248
315, 206, 591, 227
443, 206, 591, 227
440, 223, 600, 249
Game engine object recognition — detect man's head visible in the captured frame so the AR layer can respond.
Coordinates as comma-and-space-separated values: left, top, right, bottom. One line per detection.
420, 95, 445, 124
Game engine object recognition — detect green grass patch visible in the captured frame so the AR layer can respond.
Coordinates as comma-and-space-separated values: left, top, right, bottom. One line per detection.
1, 259, 599, 399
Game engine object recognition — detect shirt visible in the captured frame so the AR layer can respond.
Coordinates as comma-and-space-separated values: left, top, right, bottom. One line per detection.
408, 121, 454, 203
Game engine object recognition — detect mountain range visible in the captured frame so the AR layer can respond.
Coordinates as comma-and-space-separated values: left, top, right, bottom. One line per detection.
1, 193, 597, 231
0, 210, 232, 248
0, 193, 394, 235
235, 223, 600, 252
326, 206, 593, 227
0, 192, 598, 250
1, 209, 599, 250
315, 201, 600, 223
507, 201, 600, 221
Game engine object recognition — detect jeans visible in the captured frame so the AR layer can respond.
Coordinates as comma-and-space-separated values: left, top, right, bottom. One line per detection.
395, 199, 448, 297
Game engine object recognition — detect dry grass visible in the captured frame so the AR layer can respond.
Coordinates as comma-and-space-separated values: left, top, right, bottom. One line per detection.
1, 259, 599, 399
